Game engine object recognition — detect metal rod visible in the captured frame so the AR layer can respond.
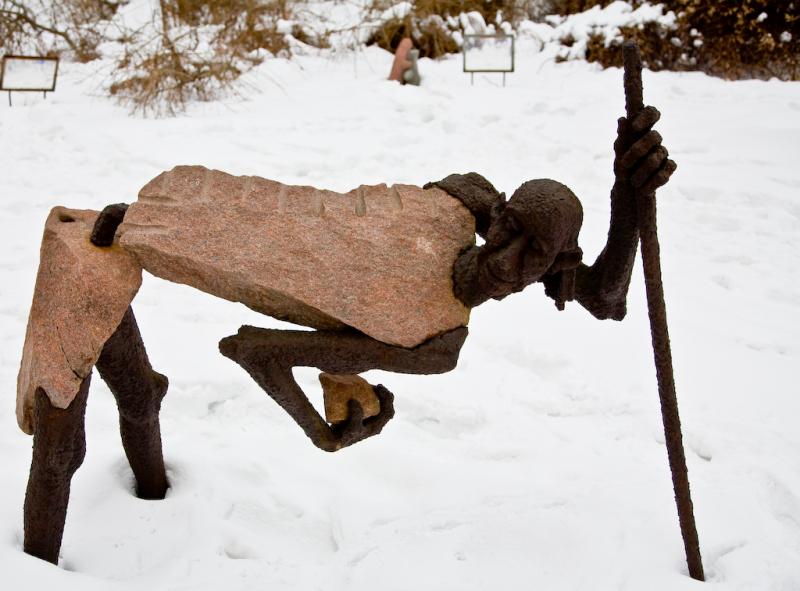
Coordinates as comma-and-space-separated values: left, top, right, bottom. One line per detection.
622, 41, 705, 582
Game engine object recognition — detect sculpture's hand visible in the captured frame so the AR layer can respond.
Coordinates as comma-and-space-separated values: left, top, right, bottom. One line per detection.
614, 105, 677, 195
573, 105, 677, 320
322, 385, 395, 452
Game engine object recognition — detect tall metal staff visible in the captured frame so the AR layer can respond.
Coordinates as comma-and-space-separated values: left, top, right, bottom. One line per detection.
622, 41, 705, 582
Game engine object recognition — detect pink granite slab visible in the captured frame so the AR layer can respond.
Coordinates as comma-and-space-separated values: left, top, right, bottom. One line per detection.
119, 166, 474, 348
17, 207, 142, 434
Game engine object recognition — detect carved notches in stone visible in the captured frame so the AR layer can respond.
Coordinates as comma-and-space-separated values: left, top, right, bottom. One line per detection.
17, 207, 142, 434
120, 166, 475, 348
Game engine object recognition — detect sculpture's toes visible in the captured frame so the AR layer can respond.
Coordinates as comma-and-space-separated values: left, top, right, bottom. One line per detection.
320, 373, 380, 425
364, 384, 395, 433
327, 383, 395, 451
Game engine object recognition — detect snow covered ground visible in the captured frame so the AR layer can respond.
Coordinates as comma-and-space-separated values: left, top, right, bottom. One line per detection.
1, 40, 798, 590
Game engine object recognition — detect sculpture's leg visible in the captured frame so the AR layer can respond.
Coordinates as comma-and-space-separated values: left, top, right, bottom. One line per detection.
95, 307, 169, 500
23, 378, 90, 564
220, 327, 467, 451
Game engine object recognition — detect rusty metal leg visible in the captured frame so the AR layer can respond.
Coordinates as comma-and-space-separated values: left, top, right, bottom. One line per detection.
220, 326, 467, 452
95, 307, 169, 500
23, 379, 90, 564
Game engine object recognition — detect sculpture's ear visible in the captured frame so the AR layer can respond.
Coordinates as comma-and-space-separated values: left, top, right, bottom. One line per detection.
424, 173, 505, 237
543, 247, 584, 311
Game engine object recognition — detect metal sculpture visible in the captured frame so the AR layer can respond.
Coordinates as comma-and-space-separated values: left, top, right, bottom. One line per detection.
17, 47, 702, 581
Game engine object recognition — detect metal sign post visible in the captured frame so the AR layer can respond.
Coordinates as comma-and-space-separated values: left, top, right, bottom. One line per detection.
463, 34, 515, 86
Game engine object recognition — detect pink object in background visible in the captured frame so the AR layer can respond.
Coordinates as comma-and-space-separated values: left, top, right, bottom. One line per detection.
388, 38, 414, 82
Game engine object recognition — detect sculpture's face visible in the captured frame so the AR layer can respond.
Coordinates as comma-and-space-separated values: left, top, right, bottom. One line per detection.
481, 201, 558, 294
477, 179, 583, 301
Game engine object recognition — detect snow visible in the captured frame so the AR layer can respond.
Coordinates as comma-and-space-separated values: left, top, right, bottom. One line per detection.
1, 39, 799, 590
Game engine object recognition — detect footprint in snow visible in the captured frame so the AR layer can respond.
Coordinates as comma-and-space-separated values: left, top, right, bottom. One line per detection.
222, 540, 259, 560
711, 274, 732, 290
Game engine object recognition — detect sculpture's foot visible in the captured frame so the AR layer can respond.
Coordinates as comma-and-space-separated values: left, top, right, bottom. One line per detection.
23, 378, 90, 564
96, 307, 169, 500
219, 327, 467, 451
322, 384, 396, 452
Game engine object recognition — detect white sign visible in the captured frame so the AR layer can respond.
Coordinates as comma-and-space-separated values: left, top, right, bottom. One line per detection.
1, 56, 59, 91
463, 35, 515, 73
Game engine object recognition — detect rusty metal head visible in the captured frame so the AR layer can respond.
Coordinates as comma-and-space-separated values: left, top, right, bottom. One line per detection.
475, 179, 583, 300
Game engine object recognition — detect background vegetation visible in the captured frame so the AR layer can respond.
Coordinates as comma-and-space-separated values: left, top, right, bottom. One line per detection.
1, 1, 796, 115
574, 0, 799, 81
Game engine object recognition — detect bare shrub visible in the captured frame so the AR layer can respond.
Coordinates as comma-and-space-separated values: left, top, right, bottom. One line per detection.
550, 0, 615, 13
109, 0, 305, 116
526, 0, 560, 21
0, 0, 123, 61
366, 0, 527, 58
108, 34, 249, 117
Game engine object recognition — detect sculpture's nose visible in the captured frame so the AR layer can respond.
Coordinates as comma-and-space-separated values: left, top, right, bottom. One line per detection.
489, 235, 527, 282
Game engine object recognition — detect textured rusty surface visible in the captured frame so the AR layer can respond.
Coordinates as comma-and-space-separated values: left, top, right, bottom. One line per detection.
220, 326, 467, 451
90, 203, 129, 247
17, 207, 142, 434
23, 377, 90, 564
119, 166, 474, 348
23, 306, 170, 563
623, 42, 703, 582
443, 175, 584, 309
95, 307, 169, 500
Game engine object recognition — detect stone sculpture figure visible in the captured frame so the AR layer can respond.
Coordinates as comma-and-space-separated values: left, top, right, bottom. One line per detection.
389, 38, 421, 86
17, 104, 674, 565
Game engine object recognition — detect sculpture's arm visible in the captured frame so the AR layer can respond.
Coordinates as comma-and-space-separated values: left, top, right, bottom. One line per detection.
424, 172, 506, 239
572, 106, 676, 320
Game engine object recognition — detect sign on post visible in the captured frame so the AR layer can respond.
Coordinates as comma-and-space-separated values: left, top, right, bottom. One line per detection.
1, 56, 60, 106
462, 34, 515, 86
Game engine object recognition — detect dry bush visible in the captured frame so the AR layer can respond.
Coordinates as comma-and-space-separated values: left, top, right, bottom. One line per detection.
109, 33, 248, 116
366, 0, 527, 58
526, 0, 560, 20
367, 12, 458, 58
0, 0, 124, 61
166, 0, 327, 48
550, 0, 615, 13
557, 0, 800, 81
109, 0, 312, 116
674, 0, 799, 80
583, 19, 688, 71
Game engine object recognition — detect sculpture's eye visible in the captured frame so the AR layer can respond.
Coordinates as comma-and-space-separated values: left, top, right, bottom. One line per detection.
506, 215, 522, 235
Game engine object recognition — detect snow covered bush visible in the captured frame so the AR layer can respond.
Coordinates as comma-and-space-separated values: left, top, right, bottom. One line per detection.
365, 0, 524, 58
551, 0, 800, 81
668, 0, 799, 81
1, 0, 326, 115
108, 0, 320, 115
